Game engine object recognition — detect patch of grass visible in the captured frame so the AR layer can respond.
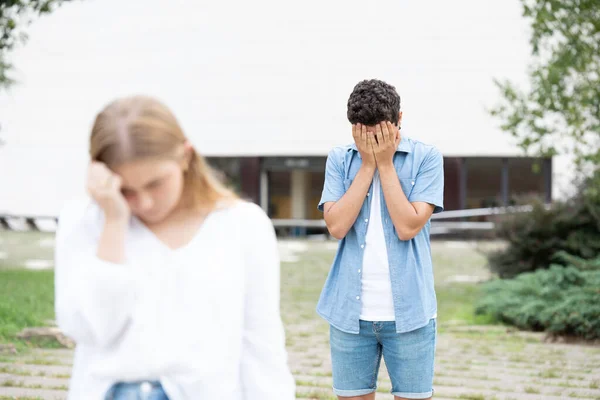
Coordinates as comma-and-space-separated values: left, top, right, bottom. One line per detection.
458, 394, 486, 400
295, 389, 336, 400
505, 341, 526, 352
524, 386, 541, 394
280, 248, 332, 333
557, 381, 580, 388
280, 241, 499, 332
450, 365, 471, 372
539, 368, 561, 379
590, 380, 599, 389
476, 345, 493, 355
466, 374, 501, 382
433, 380, 460, 387
550, 348, 566, 356
508, 354, 527, 362
472, 375, 499, 381
0, 379, 21, 387
0, 366, 33, 376
295, 379, 328, 388
0, 269, 55, 347
436, 284, 496, 326
0, 380, 42, 390
24, 336, 65, 349
0, 379, 51, 391
25, 357, 62, 366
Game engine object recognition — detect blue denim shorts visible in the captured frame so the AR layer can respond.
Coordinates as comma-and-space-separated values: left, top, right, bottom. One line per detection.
104, 381, 169, 400
330, 318, 436, 399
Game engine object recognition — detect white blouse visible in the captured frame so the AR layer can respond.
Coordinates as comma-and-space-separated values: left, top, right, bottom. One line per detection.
54, 197, 296, 400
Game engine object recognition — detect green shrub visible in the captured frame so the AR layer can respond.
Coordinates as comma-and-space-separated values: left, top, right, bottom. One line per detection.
488, 173, 600, 278
475, 264, 600, 340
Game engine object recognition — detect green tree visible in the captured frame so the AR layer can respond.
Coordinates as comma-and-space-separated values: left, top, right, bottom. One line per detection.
1, 0, 72, 90
491, 0, 600, 173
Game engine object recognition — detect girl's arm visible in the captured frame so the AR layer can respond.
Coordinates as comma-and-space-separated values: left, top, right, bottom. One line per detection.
54, 199, 141, 349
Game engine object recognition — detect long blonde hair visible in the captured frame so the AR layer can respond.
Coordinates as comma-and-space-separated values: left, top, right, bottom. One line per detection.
89, 95, 238, 209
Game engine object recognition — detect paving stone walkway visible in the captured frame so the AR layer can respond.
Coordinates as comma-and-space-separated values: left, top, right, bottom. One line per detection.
1, 325, 599, 399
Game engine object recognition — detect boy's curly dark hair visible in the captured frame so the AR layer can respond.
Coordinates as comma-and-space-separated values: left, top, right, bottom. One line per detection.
347, 79, 401, 126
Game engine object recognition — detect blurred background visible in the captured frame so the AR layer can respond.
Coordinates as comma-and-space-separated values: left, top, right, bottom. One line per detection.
0, 0, 572, 221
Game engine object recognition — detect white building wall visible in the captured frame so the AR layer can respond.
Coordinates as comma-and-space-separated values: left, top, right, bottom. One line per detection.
0, 0, 573, 216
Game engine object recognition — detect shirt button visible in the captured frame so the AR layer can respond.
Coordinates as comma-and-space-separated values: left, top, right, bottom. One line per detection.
367, 193, 370, 197
364, 219, 369, 223
356, 296, 360, 300
358, 269, 361, 273
361, 244, 365, 249
411, 181, 415, 185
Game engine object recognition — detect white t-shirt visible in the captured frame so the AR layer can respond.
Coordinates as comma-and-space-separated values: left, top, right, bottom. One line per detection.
54, 197, 295, 400
360, 172, 396, 321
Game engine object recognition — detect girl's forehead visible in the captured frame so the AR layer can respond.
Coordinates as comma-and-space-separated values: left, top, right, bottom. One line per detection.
113, 159, 179, 179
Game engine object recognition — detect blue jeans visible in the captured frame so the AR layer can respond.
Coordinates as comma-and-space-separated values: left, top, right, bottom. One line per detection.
104, 381, 169, 400
330, 319, 436, 398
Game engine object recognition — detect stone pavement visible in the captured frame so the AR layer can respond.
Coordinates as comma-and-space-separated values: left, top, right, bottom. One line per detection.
1, 325, 599, 400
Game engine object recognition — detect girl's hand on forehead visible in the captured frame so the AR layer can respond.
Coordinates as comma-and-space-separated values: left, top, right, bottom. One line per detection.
87, 161, 130, 222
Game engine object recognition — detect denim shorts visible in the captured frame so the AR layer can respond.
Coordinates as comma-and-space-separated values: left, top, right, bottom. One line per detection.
330, 318, 436, 399
104, 381, 169, 400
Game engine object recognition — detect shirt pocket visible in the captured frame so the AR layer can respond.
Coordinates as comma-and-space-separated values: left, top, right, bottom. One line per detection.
400, 177, 416, 199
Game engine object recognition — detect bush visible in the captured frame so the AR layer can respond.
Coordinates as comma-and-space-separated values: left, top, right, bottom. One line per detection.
488, 173, 600, 278
475, 263, 600, 340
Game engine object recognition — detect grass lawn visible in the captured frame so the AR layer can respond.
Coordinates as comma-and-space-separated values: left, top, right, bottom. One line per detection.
0, 237, 497, 348
0, 269, 55, 348
279, 240, 498, 323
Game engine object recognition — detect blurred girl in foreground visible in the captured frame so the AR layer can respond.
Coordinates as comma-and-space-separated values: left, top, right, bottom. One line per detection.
54, 96, 295, 400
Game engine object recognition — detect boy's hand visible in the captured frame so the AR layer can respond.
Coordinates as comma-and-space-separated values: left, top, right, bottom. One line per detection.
372, 121, 400, 169
352, 123, 376, 168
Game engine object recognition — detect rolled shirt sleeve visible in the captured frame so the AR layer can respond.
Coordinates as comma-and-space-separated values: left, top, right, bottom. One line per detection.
408, 148, 444, 214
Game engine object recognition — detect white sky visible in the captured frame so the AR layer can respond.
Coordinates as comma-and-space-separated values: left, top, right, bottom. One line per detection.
2, 0, 570, 216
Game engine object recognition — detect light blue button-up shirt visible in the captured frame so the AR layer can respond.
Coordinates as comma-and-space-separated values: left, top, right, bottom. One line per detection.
317, 137, 444, 334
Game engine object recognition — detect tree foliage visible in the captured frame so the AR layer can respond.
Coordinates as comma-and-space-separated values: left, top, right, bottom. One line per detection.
491, 0, 600, 171
1, 0, 72, 89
